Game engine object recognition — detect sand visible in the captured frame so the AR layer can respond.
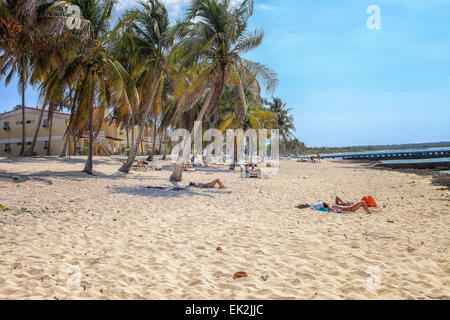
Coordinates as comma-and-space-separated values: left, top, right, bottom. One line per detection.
0, 156, 448, 300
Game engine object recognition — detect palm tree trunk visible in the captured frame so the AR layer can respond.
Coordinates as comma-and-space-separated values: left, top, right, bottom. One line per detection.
19, 72, 26, 157
60, 133, 70, 157
158, 128, 162, 155
119, 72, 161, 174
161, 127, 167, 160
47, 105, 54, 156
147, 120, 158, 162
73, 136, 78, 156
131, 113, 135, 148
83, 105, 94, 175
196, 85, 215, 123
125, 125, 129, 155
27, 104, 46, 156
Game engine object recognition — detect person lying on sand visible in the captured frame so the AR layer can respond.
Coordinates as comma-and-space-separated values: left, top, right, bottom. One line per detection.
189, 179, 226, 189
335, 196, 354, 206
325, 198, 372, 214
245, 164, 262, 176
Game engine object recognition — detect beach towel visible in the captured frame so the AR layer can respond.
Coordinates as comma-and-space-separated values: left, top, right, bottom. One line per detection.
362, 196, 377, 207
310, 201, 325, 210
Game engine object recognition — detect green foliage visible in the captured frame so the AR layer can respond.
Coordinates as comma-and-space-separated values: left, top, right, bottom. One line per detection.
305, 142, 450, 155
0, 204, 9, 212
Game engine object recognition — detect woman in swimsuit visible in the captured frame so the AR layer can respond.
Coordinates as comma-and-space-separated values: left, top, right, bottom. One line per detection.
323, 197, 372, 214
189, 179, 226, 189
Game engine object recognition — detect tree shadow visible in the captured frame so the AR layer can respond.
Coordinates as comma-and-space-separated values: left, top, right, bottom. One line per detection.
108, 184, 231, 199
0, 156, 128, 166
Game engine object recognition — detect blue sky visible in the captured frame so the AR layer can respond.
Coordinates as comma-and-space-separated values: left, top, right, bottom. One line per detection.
1, 0, 449, 147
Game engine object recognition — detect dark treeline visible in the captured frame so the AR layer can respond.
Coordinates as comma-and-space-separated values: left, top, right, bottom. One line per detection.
303, 141, 450, 155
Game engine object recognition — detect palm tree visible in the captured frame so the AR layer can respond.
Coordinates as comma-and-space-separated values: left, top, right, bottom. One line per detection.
217, 83, 276, 165
119, 0, 173, 173
175, 0, 277, 131
57, 0, 137, 174
267, 97, 296, 151
0, 0, 38, 156
285, 137, 305, 156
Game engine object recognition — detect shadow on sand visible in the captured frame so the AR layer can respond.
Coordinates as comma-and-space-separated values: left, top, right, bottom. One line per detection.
108, 184, 232, 199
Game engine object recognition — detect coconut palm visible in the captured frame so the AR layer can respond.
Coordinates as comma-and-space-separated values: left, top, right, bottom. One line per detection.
0, 0, 79, 156
56, 0, 138, 174
174, 0, 277, 131
119, 0, 174, 173
0, 0, 39, 156
267, 97, 295, 146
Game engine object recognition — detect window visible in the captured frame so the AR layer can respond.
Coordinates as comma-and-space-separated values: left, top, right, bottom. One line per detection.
44, 141, 49, 150
43, 119, 49, 127
4, 143, 11, 152
26, 120, 34, 124
17, 143, 22, 146
16, 121, 23, 125
27, 142, 32, 145
3, 122, 9, 130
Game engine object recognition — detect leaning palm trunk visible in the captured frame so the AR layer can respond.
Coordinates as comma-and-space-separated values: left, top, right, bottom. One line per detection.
172, 75, 222, 182
119, 72, 161, 174
47, 105, 54, 156
83, 106, 95, 175
170, 163, 183, 182
27, 105, 46, 156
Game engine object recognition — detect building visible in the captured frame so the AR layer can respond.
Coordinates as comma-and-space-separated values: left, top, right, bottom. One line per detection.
0, 106, 161, 157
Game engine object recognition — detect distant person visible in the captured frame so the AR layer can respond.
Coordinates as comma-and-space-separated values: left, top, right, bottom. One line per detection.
317, 153, 321, 163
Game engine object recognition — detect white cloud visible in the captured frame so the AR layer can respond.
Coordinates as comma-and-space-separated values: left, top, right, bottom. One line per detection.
256, 4, 276, 11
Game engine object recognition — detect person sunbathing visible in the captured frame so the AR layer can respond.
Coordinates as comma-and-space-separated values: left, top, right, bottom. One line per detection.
189, 179, 226, 189
323, 198, 372, 214
245, 164, 262, 176
335, 196, 354, 206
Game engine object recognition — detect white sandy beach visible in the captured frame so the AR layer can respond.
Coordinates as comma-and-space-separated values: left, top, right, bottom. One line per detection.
0, 157, 448, 299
